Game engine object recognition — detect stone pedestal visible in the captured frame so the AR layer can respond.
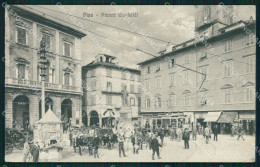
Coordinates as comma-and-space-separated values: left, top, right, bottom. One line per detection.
117, 106, 134, 130
119, 106, 132, 121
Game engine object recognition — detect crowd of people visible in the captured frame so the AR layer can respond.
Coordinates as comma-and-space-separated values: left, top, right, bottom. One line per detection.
22, 122, 247, 162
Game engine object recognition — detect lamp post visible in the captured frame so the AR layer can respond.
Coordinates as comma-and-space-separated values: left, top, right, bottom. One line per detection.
38, 38, 49, 118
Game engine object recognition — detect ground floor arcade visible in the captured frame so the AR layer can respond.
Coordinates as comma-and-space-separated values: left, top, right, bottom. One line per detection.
5, 88, 82, 131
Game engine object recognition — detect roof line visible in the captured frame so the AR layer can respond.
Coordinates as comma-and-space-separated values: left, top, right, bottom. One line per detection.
138, 21, 255, 65
11, 5, 86, 38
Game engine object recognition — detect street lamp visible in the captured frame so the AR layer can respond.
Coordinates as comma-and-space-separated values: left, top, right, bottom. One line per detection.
38, 38, 49, 118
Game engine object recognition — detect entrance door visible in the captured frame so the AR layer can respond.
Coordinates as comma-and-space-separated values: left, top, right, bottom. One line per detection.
61, 99, 72, 132
13, 95, 29, 130
90, 110, 99, 127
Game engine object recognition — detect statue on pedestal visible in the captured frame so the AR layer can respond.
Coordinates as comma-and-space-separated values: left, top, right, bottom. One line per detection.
121, 85, 129, 106
40, 38, 46, 52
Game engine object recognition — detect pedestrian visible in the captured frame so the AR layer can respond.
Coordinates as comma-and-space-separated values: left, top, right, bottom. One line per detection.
135, 136, 141, 154
151, 134, 162, 160
212, 125, 219, 141
176, 127, 182, 142
192, 127, 197, 140
131, 133, 136, 154
69, 130, 73, 146
204, 126, 211, 144
198, 124, 201, 135
88, 138, 93, 156
23, 138, 30, 162
170, 127, 175, 141
29, 142, 40, 162
144, 131, 150, 149
237, 126, 245, 141
158, 129, 164, 145
182, 128, 191, 149
93, 134, 100, 158
118, 133, 127, 158
148, 130, 153, 150
231, 125, 236, 137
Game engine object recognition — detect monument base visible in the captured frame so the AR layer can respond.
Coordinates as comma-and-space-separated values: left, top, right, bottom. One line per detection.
117, 106, 134, 130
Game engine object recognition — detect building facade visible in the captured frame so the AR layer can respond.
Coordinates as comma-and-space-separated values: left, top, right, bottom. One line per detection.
82, 54, 141, 127
138, 6, 255, 135
5, 6, 86, 130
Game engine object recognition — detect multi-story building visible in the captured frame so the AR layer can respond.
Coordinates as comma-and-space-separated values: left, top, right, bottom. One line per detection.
5, 6, 86, 130
138, 6, 255, 135
82, 54, 141, 127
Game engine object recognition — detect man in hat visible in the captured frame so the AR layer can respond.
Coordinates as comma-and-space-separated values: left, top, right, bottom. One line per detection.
176, 127, 182, 142
93, 134, 100, 158
192, 126, 197, 141
118, 133, 127, 158
29, 141, 40, 162
23, 138, 30, 162
237, 126, 245, 141
151, 134, 162, 160
204, 125, 211, 144
182, 128, 191, 149
212, 124, 219, 141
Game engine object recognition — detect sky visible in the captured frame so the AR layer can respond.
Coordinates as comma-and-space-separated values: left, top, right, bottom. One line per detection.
24, 5, 255, 69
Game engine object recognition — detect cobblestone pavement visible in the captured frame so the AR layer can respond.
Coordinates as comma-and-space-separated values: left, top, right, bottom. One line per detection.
5, 134, 255, 162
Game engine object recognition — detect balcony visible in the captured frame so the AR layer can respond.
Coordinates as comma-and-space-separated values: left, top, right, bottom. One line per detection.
5, 78, 82, 93
101, 90, 122, 95
62, 85, 77, 91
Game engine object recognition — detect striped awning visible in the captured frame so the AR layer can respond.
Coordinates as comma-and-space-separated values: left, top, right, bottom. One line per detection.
103, 109, 115, 118
204, 112, 222, 122
217, 112, 238, 123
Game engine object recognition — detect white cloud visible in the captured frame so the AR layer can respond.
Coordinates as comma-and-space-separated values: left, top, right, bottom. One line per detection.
32, 5, 255, 68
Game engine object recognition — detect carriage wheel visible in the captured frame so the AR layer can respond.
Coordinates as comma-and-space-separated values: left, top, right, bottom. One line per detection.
5, 144, 13, 154
16, 142, 24, 150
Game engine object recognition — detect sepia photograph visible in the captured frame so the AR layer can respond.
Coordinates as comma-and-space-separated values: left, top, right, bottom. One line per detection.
3, 3, 256, 163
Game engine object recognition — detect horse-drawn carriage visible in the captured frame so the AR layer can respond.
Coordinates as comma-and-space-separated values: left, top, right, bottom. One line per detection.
72, 128, 118, 155
5, 128, 33, 154
98, 128, 118, 149
73, 135, 93, 156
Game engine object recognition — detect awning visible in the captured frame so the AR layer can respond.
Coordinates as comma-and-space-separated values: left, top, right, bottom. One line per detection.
184, 112, 194, 122
102, 109, 115, 118
239, 114, 255, 120
203, 112, 222, 122
217, 112, 238, 123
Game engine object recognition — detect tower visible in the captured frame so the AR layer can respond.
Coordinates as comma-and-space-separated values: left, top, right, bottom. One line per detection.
195, 5, 237, 39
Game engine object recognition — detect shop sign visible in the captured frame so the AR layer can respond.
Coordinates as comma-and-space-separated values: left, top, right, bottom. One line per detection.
239, 114, 255, 120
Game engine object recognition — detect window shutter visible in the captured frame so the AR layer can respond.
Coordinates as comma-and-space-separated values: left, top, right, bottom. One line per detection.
52, 69, 55, 84
25, 65, 29, 80
49, 69, 52, 83
16, 64, 18, 78
69, 74, 72, 86
25, 30, 28, 45
63, 72, 65, 85
15, 29, 18, 43
70, 44, 72, 57
72, 74, 75, 86
50, 37, 52, 52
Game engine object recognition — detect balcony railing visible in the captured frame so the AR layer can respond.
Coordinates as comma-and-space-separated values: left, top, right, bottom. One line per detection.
62, 85, 77, 91
45, 82, 59, 89
5, 78, 82, 92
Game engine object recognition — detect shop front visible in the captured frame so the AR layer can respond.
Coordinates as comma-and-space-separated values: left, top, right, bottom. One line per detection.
194, 112, 208, 130
142, 112, 186, 129
102, 109, 117, 128
217, 111, 238, 134
203, 111, 222, 131
239, 111, 255, 136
